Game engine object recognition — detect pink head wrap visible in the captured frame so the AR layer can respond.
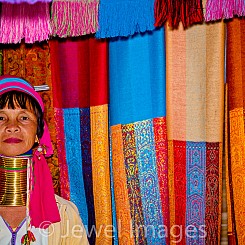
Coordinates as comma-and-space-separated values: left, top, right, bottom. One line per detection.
0, 75, 60, 228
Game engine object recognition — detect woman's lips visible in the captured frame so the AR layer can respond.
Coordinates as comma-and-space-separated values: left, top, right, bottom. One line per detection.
3, 138, 23, 143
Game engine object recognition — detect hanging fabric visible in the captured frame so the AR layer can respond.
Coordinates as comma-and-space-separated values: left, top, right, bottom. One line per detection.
154, 0, 203, 29
96, 0, 155, 38
205, 0, 245, 21
109, 28, 168, 244
50, 0, 99, 38
222, 84, 228, 244
49, 37, 111, 245
0, 3, 51, 44
226, 17, 245, 244
166, 21, 225, 244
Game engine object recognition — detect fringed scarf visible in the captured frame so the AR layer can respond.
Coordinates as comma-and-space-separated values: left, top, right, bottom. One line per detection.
205, 0, 245, 21
96, 0, 155, 38
51, 0, 99, 38
154, 0, 204, 29
0, 3, 51, 44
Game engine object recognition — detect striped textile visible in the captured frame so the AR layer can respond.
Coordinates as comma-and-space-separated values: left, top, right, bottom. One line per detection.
49, 37, 111, 245
109, 27, 168, 244
166, 22, 225, 244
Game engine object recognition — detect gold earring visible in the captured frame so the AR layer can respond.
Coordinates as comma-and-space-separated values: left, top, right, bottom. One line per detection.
35, 135, 39, 144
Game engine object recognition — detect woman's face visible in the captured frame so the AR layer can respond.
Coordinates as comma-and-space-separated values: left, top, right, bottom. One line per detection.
0, 102, 37, 156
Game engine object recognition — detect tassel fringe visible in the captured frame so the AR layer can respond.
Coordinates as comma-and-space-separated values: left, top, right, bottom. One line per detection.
154, 0, 168, 27
205, 0, 223, 21
205, 0, 245, 21
21, 230, 36, 245
154, 0, 203, 29
51, 0, 99, 38
0, 3, 51, 44
95, 0, 155, 38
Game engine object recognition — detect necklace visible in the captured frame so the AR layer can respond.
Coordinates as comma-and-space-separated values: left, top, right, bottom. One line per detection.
0, 155, 31, 206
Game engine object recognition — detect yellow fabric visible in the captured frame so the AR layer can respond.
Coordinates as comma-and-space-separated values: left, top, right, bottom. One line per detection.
229, 108, 245, 243
48, 195, 89, 245
111, 124, 135, 245
90, 104, 112, 245
226, 18, 245, 243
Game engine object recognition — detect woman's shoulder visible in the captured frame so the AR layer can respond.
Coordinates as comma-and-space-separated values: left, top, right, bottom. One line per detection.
55, 194, 77, 208
49, 195, 89, 245
54, 194, 80, 218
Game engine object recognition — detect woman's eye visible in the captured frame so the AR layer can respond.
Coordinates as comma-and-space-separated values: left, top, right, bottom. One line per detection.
21, 116, 29, 121
0, 116, 5, 121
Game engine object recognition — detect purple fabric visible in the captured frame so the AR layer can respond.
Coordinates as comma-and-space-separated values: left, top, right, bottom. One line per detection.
0, 0, 51, 3
3, 218, 26, 244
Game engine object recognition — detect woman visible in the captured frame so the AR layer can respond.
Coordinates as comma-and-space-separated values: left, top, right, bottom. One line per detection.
0, 76, 89, 245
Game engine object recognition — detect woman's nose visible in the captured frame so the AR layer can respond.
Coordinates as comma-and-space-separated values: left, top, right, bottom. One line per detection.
5, 120, 20, 133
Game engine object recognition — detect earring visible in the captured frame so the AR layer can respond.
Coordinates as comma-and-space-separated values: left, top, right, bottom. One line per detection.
35, 136, 42, 153
37, 145, 43, 153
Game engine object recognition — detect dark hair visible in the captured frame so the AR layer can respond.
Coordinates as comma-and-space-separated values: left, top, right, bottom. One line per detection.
0, 91, 44, 138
